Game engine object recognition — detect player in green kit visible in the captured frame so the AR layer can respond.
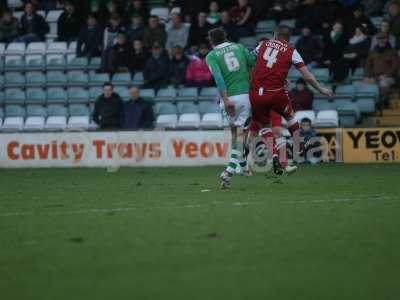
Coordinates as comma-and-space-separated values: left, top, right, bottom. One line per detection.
206, 28, 255, 189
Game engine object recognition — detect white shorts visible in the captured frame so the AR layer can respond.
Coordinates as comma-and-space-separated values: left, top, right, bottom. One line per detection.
220, 94, 251, 129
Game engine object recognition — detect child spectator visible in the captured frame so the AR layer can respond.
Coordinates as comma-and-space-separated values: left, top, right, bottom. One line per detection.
0, 9, 19, 43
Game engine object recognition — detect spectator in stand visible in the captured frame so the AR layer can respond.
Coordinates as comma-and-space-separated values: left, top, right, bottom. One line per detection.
124, 0, 148, 24
93, 82, 124, 129
186, 43, 212, 87
103, 13, 125, 50
0, 9, 19, 43
364, 32, 399, 106
143, 42, 169, 90
207, 1, 220, 25
344, 5, 376, 38
343, 25, 371, 76
295, 26, 322, 68
77, 14, 103, 59
126, 14, 144, 43
269, 0, 297, 24
15, 2, 49, 42
295, 0, 320, 33
371, 20, 396, 49
218, 11, 239, 42
127, 39, 149, 75
57, 1, 82, 42
188, 12, 211, 49
290, 78, 314, 111
107, 32, 131, 74
388, 1, 400, 47
322, 21, 348, 83
230, 0, 254, 37
165, 13, 190, 52
362, 0, 384, 17
142, 15, 167, 49
168, 45, 190, 87
123, 86, 154, 130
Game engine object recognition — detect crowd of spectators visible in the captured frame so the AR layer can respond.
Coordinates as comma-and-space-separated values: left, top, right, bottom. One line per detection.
1, 0, 400, 128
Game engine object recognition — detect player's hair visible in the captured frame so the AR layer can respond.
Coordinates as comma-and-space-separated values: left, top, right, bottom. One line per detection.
208, 28, 227, 46
274, 25, 291, 41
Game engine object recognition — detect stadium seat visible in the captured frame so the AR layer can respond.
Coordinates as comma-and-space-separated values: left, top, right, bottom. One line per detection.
289, 35, 300, 45
0, 107, 3, 127
89, 87, 103, 103
47, 87, 67, 105
156, 114, 178, 129
176, 87, 198, 102
0, 75, 3, 87
0, 91, 4, 106
176, 102, 200, 129
312, 99, 336, 111
26, 42, 46, 55
24, 105, 46, 131
25, 55, 45, 71
156, 87, 177, 102
335, 84, 356, 99
0, 57, 4, 70
355, 97, 376, 113
4, 72, 26, 88
255, 20, 276, 33
112, 72, 131, 86
154, 102, 177, 115
46, 54, 66, 71
288, 67, 301, 82
26, 71, 46, 88
67, 71, 89, 87
132, 72, 144, 85
335, 100, 361, 127
68, 104, 90, 130
295, 110, 316, 124
67, 41, 78, 54
199, 101, 222, 129
355, 83, 380, 103
198, 87, 218, 101
26, 88, 47, 105
67, 87, 90, 104
0, 43, 5, 56
177, 102, 199, 114
239, 37, 258, 49
5, 42, 26, 56
140, 88, 155, 101
45, 105, 68, 131
114, 87, 130, 101
67, 57, 88, 71
2, 105, 25, 132
88, 57, 101, 71
89, 72, 110, 87
311, 68, 330, 83
5, 89, 26, 105
4, 56, 24, 71
314, 110, 339, 128
351, 68, 364, 81
47, 42, 67, 54
279, 19, 295, 29
46, 71, 67, 87
46, 10, 63, 39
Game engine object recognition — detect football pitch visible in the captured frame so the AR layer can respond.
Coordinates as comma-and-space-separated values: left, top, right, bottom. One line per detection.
1, 164, 400, 300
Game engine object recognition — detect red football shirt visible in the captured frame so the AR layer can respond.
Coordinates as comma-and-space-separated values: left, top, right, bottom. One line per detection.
251, 38, 305, 90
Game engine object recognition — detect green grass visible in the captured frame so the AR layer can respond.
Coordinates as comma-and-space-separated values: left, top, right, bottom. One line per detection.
1, 164, 400, 300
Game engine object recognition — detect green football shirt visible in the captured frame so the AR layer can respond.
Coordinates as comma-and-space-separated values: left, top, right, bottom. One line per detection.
206, 42, 255, 97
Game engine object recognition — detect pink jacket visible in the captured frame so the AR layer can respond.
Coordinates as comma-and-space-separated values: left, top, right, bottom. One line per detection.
186, 55, 212, 83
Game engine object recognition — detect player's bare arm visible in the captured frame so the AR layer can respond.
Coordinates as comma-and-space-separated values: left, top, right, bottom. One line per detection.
298, 66, 333, 97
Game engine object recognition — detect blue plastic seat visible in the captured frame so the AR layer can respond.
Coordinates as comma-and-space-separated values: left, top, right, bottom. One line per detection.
198, 87, 218, 101
156, 87, 177, 102
154, 102, 177, 115
132, 72, 144, 85
47, 87, 67, 105
312, 99, 336, 111
5, 89, 26, 105
26, 71, 46, 88
140, 88, 155, 100
177, 102, 199, 114
112, 73, 131, 86
67, 57, 88, 70
25, 55, 45, 71
4, 72, 26, 88
26, 88, 47, 105
46, 55, 66, 71
199, 101, 220, 114
4, 56, 25, 71
89, 87, 103, 103
67, 71, 89, 87
67, 87, 90, 104
46, 71, 67, 87
89, 72, 110, 87
176, 87, 198, 102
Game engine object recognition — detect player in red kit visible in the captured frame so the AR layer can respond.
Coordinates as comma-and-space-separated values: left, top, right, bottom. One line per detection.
250, 26, 332, 174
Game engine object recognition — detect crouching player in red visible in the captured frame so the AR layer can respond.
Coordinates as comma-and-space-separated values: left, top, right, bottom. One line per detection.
250, 26, 332, 173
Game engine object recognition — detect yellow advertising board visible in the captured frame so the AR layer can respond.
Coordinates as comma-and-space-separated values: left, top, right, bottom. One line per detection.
316, 128, 342, 162
343, 128, 400, 163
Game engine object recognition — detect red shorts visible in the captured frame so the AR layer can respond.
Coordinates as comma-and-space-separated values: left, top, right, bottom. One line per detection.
250, 88, 295, 129
249, 110, 282, 133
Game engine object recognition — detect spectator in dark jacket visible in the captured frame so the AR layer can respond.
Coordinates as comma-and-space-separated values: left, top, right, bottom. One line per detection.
322, 21, 348, 82
217, 11, 239, 42
15, 2, 49, 42
103, 14, 126, 50
143, 42, 169, 90
295, 26, 322, 68
123, 86, 154, 129
126, 14, 144, 43
93, 82, 124, 129
188, 12, 212, 48
107, 32, 131, 74
57, 2, 82, 42
168, 46, 190, 87
290, 78, 314, 111
343, 25, 371, 76
77, 14, 103, 59
388, 1, 400, 48
344, 5, 376, 38
127, 39, 149, 75
364, 32, 399, 105
142, 15, 167, 49
124, 0, 149, 24
371, 20, 396, 50
230, 0, 254, 37
0, 10, 19, 43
